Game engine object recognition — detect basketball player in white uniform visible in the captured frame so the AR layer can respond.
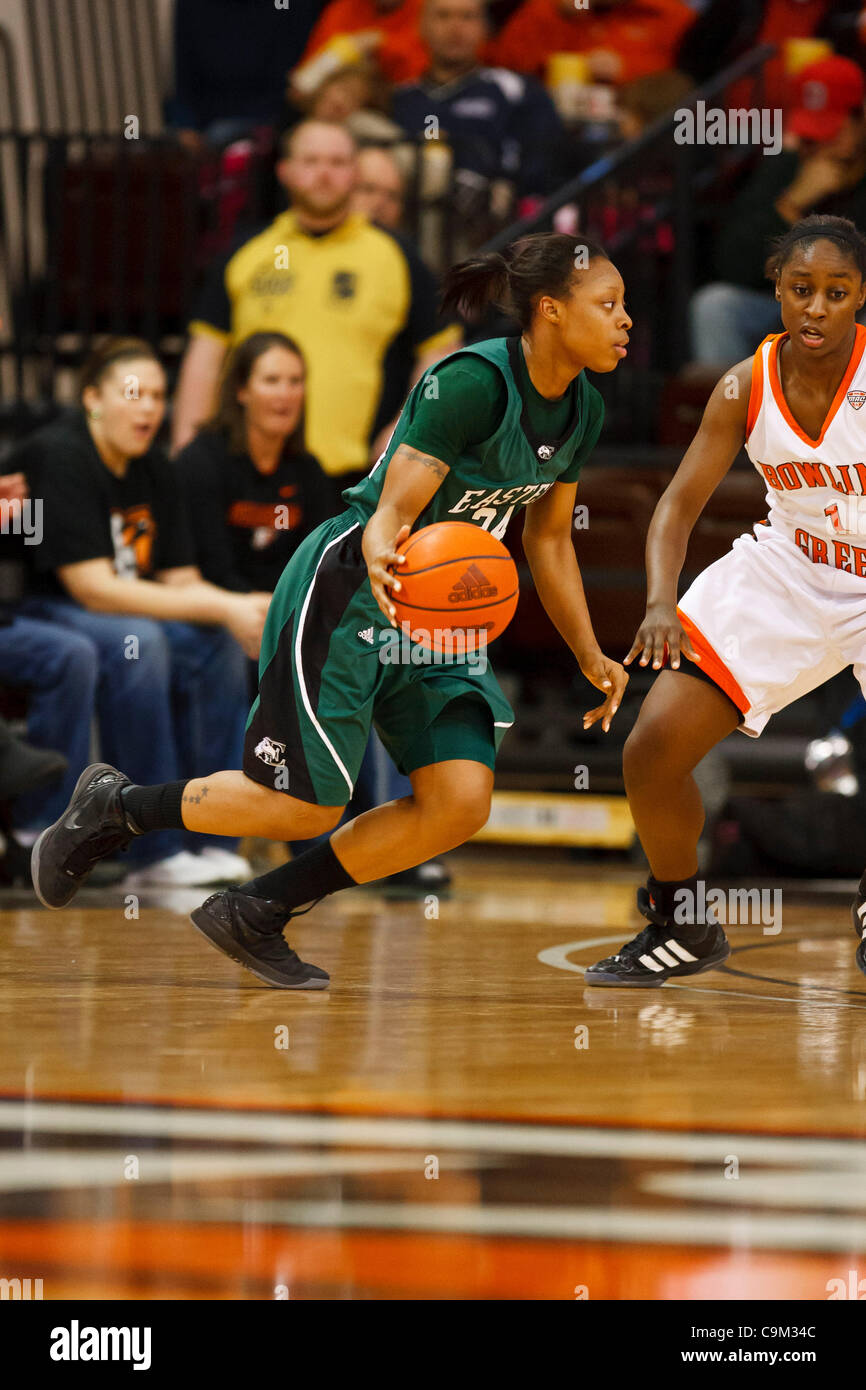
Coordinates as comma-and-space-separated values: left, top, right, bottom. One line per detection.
586, 214, 866, 986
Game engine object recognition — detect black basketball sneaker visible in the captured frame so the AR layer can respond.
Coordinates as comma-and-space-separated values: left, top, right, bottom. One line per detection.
31, 762, 135, 909
190, 890, 329, 990
584, 885, 731, 987
851, 870, 866, 976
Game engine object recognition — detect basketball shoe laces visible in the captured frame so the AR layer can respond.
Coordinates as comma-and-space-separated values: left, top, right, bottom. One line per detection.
611, 924, 668, 963
237, 895, 324, 962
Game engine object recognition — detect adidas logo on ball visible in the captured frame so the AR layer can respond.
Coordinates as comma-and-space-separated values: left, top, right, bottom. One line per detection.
448, 563, 498, 603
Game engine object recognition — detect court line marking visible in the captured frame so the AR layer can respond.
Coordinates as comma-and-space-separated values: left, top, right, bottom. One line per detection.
642, 1168, 866, 1211
1, 1100, 865, 1166
0, 1148, 485, 1192
537, 937, 866, 1009
169, 1195, 866, 1252
719, 939, 866, 1001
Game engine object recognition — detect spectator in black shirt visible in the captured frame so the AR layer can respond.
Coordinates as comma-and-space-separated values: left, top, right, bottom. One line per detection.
18, 338, 269, 887
166, 0, 323, 151
390, 0, 567, 219
177, 333, 339, 596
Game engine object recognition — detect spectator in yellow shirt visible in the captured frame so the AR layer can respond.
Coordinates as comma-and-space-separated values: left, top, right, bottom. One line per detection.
172, 120, 460, 475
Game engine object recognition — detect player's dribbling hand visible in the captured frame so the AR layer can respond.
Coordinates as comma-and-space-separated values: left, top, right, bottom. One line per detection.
580, 652, 629, 734
625, 603, 700, 672
365, 523, 410, 627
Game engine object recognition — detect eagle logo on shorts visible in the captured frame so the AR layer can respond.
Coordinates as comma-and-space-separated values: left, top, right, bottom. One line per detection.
254, 736, 286, 767
848, 390, 866, 410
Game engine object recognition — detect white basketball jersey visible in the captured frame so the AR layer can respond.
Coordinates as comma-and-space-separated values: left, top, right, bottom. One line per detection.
745, 326, 866, 573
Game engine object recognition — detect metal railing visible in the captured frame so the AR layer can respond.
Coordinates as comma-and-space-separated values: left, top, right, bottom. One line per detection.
0, 131, 206, 421
480, 45, 776, 441
23, 0, 165, 135
0, 127, 505, 427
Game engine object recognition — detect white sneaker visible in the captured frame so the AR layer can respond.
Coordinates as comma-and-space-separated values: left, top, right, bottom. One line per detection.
196, 846, 254, 883
124, 850, 220, 888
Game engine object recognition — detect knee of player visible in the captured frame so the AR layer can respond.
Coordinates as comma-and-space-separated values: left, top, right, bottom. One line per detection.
441, 778, 492, 842
623, 716, 668, 783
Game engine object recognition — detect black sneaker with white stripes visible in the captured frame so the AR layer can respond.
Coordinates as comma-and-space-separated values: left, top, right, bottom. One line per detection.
851, 871, 866, 976
584, 885, 730, 988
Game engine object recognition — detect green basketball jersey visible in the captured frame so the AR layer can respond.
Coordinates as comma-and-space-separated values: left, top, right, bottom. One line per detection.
342, 336, 603, 540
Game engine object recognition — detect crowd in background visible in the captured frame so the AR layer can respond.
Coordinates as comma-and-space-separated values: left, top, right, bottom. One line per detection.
5, 0, 866, 883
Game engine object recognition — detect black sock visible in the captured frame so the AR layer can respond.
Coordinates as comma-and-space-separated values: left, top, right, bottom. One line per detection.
121, 781, 189, 835
648, 873, 699, 925
241, 838, 356, 913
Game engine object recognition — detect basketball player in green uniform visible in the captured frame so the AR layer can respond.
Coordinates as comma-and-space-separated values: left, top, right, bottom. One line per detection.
33, 233, 631, 988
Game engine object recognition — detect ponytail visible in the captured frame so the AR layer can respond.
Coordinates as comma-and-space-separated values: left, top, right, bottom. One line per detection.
440, 233, 609, 329
440, 250, 513, 322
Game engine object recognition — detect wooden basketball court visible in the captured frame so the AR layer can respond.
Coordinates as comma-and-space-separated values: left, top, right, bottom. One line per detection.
1, 849, 865, 1300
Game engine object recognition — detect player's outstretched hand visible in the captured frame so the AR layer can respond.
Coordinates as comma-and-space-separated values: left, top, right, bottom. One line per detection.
580, 651, 629, 734
625, 603, 700, 672
365, 523, 410, 627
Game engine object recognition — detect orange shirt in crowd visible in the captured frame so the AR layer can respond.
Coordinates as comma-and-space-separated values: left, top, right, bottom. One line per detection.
296, 0, 428, 85
722, 0, 837, 115
749, 0, 836, 110
490, 0, 695, 86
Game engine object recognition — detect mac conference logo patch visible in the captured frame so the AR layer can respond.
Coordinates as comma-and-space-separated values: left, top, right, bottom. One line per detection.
848, 390, 866, 410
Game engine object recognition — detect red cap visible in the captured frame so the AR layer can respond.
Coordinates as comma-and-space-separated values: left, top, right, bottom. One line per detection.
788, 57, 865, 142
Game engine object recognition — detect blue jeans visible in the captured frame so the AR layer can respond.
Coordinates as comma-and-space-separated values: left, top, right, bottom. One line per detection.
19, 599, 249, 864
689, 283, 782, 365
0, 614, 98, 829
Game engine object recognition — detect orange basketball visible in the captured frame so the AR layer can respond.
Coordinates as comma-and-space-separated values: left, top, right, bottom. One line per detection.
390, 521, 519, 651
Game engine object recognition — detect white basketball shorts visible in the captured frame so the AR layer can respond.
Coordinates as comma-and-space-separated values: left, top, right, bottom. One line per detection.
676, 523, 866, 737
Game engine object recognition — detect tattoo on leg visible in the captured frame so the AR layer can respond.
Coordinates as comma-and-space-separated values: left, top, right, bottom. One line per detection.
183, 783, 209, 806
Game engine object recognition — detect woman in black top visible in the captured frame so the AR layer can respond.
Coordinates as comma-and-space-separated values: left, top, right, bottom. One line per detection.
176, 332, 340, 595
19, 335, 270, 887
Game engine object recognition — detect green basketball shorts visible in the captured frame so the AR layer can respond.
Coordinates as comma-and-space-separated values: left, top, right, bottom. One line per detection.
242, 513, 515, 805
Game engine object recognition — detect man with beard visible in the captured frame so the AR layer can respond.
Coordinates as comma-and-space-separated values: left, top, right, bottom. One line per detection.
171, 119, 460, 471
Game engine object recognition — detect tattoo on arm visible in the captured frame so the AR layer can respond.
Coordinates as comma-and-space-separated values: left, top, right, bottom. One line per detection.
393, 443, 449, 480
182, 784, 209, 806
